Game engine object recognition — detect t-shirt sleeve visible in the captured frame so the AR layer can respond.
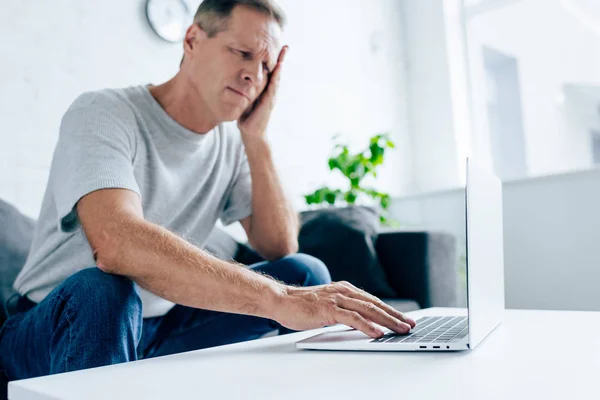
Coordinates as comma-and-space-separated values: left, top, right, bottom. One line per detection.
219, 149, 253, 226
51, 93, 141, 232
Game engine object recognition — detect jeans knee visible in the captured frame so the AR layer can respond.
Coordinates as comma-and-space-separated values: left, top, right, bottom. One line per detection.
283, 254, 332, 286
59, 267, 142, 322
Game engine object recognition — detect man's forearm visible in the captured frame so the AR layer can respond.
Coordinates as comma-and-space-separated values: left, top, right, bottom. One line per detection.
243, 137, 299, 259
95, 217, 286, 319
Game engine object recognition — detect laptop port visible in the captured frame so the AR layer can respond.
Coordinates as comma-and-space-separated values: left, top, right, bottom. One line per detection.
433, 346, 440, 349
419, 346, 427, 349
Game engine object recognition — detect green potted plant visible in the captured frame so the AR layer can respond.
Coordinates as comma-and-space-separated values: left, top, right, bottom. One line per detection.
304, 133, 399, 227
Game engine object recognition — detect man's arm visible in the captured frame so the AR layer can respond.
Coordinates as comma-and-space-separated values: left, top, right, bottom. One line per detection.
77, 188, 284, 318
236, 45, 297, 260
240, 137, 299, 261
78, 188, 416, 338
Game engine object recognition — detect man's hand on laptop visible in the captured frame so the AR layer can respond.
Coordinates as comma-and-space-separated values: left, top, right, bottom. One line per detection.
272, 281, 417, 338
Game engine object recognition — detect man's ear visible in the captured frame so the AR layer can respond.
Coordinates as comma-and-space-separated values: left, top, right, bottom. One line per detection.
183, 24, 207, 60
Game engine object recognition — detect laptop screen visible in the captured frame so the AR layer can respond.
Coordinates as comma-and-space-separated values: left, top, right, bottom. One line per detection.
465, 157, 505, 349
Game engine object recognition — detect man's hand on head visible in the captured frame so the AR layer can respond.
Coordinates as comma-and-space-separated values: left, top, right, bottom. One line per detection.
270, 281, 418, 338
237, 45, 288, 142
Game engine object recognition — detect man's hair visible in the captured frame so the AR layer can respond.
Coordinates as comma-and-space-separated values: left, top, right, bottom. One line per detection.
181, 0, 286, 67
194, 0, 286, 37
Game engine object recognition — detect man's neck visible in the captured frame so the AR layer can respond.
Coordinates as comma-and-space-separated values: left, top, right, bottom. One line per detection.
148, 74, 217, 135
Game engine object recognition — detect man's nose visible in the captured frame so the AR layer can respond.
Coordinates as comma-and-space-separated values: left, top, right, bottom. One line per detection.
242, 62, 264, 86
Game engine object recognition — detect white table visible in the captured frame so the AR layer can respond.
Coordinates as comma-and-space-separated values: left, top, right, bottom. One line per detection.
9, 308, 600, 400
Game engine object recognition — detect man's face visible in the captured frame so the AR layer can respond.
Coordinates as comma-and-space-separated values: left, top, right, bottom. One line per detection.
185, 6, 282, 122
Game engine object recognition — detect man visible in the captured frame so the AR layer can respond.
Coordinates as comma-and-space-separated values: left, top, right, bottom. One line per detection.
0, 0, 415, 380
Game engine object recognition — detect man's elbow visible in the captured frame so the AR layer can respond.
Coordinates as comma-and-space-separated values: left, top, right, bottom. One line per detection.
84, 219, 134, 275
90, 231, 124, 274
281, 239, 299, 257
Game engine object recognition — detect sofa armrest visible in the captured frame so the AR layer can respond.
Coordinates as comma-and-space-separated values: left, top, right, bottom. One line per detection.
375, 230, 457, 308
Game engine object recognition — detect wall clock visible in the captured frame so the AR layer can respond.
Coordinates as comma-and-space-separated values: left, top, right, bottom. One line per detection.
146, 0, 192, 43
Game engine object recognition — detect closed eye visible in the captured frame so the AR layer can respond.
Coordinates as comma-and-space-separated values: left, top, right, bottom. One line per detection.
237, 49, 251, 59
232, 47, 271, 74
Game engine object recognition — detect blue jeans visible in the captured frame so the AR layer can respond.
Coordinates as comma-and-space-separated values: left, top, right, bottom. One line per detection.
0, 254, 331, 381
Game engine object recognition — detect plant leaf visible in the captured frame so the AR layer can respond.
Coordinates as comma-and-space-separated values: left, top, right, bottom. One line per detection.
325, 191, 338, 205
380, 194, 390, 209
344, 190, 358, 204
306, 132, 398, 226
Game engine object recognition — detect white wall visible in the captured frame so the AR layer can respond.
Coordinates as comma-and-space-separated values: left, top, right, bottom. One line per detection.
272, 0, 412, 205
390, 168, 600, 311
0, 0, 411, 218
484, 48, 528, 180
561, 85, 600, 169
400, 0, 464, 194
0, 0, 183, 218
466, 0, 600, 178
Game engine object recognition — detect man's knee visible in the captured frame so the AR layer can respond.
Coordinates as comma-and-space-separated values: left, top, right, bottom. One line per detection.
280, 253, 332, 287
59, 267, 142, 321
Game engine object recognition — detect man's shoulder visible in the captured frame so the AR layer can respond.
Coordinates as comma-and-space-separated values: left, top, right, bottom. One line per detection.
65, 86, 146, 122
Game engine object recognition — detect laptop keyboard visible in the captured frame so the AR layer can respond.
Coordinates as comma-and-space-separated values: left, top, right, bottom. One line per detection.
370, 316, 468, 344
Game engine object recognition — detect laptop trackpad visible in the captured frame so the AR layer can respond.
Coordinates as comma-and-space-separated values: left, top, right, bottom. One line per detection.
301, 329, 372, 343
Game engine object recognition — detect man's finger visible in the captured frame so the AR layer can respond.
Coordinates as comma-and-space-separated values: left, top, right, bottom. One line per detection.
277, 45, 288, 64
337, 296, 411, 334
334, 309, 384, 338
267, 47, 287, 97
343, 287, 417, 328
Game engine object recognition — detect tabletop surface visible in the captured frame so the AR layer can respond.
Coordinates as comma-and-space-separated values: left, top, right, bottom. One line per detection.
9, 307, 600, 400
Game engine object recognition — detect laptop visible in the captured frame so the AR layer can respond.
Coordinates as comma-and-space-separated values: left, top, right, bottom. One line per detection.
295, 158, 505, 351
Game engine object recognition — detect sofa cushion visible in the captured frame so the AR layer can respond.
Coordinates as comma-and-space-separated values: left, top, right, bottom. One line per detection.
298, 206, 396, 298
381, 299, 420, 313
202, 227, 240, 261
203, 227, 264, 266
376, 230, 457, 308
0, 200, 35, 324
